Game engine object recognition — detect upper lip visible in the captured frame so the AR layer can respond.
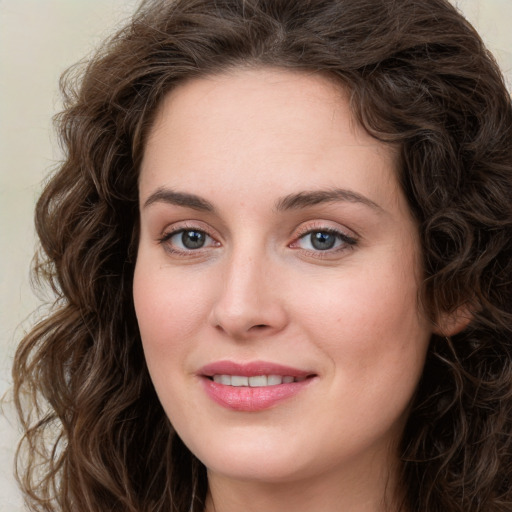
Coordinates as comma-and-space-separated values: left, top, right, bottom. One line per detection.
199, 360, 314, 378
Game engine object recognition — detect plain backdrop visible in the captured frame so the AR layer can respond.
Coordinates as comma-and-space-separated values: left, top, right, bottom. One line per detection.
1, 1, 511, 510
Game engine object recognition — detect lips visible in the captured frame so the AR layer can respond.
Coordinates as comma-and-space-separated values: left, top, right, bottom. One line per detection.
199, 360, 316, 411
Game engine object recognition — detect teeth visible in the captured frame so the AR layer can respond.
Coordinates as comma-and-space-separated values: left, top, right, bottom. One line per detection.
212, 375, 301, 387
267, 375, 283, 385
218, 374, 231, 385
249, 375, 267, 387
231, 375, 249, 387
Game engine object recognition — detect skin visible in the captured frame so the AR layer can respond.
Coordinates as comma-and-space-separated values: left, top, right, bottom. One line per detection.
133, 67, 435, 512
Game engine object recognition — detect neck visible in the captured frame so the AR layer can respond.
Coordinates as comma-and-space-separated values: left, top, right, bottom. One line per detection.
204, 453, 404, 512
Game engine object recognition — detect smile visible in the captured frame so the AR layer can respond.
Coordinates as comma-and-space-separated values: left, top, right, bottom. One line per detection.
211, 375, 308, 387
199, 361, 316, 411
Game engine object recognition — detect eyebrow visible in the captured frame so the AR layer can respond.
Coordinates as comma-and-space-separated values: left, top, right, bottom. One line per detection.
143, 187, 215, 212
274, 188, 382, 212
143, 186, 382, 213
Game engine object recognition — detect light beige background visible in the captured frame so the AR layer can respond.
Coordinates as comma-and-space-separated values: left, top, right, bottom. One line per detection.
1, 1, 511, 510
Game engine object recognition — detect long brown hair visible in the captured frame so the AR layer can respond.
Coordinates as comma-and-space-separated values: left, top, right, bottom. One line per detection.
13, 0, 512, 511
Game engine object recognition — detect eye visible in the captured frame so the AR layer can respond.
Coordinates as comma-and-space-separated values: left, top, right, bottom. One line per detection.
293, 228, 357, 253
176, 229, 208, 249
160, 228, 218, 253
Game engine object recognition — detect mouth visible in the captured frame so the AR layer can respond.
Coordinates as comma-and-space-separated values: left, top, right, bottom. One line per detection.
208, 374, 310, 387
199, 361, 317, 411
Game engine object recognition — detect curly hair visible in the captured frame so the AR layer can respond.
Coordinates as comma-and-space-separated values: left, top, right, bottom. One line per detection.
13, 0, 512, 511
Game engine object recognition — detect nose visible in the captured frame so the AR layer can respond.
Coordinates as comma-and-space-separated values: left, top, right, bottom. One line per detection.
209, 248, 288, 340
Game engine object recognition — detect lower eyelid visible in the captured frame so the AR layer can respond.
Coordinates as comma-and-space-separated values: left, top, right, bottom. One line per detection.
159, 222, 215, 241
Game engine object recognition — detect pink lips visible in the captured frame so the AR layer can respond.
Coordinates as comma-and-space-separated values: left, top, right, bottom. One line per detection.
199, 360, 315, 412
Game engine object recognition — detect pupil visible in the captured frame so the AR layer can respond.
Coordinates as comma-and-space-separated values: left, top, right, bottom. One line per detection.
311, 231, 336, 250
182, 230, 205, 249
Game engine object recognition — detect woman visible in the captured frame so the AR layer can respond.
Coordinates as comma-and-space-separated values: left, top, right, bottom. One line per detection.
13, 0, 512, 511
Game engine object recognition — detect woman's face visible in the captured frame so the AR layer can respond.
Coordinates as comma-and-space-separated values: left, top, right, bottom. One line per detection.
133, 68, 432, 486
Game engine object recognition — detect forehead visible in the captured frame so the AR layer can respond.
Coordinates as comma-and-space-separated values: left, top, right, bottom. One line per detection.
139, 67, 403, 215
145, 67, 377, 154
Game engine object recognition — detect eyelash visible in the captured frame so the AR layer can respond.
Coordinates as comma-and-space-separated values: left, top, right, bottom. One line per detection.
158, 224, 219, 256
290, 226, 357, 258
158, 224, 358, 258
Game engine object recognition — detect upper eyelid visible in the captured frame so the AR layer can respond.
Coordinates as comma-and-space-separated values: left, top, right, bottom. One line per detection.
160, 220, 218, 238
296, 226, 347, 237
160, 228, 211, 243
292, 229, 357, 247
292, 220, 358, 240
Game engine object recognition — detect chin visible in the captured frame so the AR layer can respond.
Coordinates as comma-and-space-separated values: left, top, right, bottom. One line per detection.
204, 453, 314, 484
183, 430, 316, 483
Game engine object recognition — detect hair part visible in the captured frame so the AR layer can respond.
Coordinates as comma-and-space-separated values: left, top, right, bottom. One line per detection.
13, 1, 512, 511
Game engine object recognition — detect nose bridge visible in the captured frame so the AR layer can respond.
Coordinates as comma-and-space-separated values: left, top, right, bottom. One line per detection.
210, 238, 286, 338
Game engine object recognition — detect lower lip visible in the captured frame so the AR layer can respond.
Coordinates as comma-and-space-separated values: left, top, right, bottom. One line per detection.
201, 377, 314, 412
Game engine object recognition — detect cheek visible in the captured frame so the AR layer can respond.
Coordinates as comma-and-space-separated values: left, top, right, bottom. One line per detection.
132, 257, 211, 360
132, 257, 216, 424
292, 248, 430, 386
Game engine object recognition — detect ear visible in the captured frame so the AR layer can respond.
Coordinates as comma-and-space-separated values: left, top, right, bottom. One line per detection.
432, 305, 473, 337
